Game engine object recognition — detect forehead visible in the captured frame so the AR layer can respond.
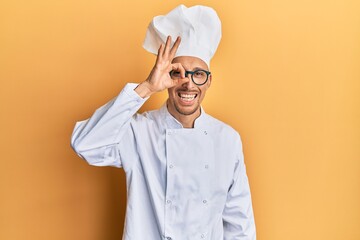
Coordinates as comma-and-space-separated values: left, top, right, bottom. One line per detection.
172, 56, 209, 71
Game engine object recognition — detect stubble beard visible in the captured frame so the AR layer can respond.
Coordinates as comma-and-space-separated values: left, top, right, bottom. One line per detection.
174, 101, 200, 116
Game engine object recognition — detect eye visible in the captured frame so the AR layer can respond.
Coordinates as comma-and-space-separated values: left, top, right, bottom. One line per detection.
194, 71, 206, 77
170, 71, 181, 78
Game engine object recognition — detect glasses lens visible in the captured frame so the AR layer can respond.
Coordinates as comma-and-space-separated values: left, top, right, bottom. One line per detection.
192, 70, 208, 85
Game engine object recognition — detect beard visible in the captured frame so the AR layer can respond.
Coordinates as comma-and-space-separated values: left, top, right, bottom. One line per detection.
174, 100, 200, 116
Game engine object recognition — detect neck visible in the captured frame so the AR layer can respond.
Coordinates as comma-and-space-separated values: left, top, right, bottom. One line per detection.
166, 100, 201, 128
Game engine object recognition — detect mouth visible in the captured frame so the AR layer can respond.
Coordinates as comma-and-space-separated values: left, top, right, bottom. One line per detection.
177, 92, 198, 104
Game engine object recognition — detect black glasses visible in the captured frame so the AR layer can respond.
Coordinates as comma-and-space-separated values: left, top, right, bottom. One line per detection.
169, 69, 211, 86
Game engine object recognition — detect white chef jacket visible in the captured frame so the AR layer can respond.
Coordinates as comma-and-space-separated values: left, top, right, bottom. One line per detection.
71, 83, 256, 240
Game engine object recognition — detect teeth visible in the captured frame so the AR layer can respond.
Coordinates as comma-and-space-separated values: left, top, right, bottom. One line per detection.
179, 93, 196, 101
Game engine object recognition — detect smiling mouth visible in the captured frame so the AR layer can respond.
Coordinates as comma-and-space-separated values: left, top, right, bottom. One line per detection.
178, 92, 198, 102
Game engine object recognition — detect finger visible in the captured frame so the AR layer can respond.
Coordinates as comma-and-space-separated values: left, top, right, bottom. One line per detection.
163, 35, 172, 57
169, 36, 181, 59
171, 63, 186, 79
158, 43, 164, 56
155, 44, 164, 64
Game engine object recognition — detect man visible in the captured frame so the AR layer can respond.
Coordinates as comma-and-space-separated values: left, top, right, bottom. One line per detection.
71, 4, 256, 240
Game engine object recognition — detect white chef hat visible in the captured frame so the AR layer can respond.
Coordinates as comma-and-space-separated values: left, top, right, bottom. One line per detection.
143, 4, 222, 68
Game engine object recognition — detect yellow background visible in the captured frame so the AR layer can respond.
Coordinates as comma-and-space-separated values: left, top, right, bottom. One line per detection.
1, 0, 359, 239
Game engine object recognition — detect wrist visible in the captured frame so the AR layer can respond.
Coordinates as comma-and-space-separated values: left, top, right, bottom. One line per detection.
135, 81, 155, 98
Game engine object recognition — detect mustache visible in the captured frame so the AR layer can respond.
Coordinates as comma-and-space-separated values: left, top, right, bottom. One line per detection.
176, 88, 199, 93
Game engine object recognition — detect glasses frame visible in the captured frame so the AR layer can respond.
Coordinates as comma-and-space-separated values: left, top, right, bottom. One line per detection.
170, 69, 211, 86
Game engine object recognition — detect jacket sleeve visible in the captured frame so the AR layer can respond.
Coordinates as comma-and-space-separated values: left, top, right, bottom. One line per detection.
70, 83, 147, 168
222, 135, 256, 240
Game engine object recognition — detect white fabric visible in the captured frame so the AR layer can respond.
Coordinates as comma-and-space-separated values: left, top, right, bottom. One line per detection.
71, 83, 256, 240
143, 4, 222, 67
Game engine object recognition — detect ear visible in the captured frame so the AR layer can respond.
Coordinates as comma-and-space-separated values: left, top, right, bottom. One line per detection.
207, 74, 212, 88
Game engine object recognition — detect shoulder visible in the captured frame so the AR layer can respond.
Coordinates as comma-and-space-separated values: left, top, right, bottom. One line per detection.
204, 113, 241, 143
140, 108, 162, 120
204, 113, 244, 164
132, 108, 164, 125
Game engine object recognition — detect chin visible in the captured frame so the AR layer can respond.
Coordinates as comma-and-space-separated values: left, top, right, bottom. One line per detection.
174, 103, 200, 116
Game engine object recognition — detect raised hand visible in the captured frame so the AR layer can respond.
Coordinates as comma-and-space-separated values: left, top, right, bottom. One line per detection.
135, 36, 185, 98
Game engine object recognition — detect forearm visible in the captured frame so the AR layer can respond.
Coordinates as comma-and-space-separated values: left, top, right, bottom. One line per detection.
223, 136, 256, 239
223, 188, 256, 240
71, 83, 148, 165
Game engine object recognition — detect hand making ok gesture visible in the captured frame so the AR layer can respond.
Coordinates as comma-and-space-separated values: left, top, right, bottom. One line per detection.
135, 36, 186, 98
